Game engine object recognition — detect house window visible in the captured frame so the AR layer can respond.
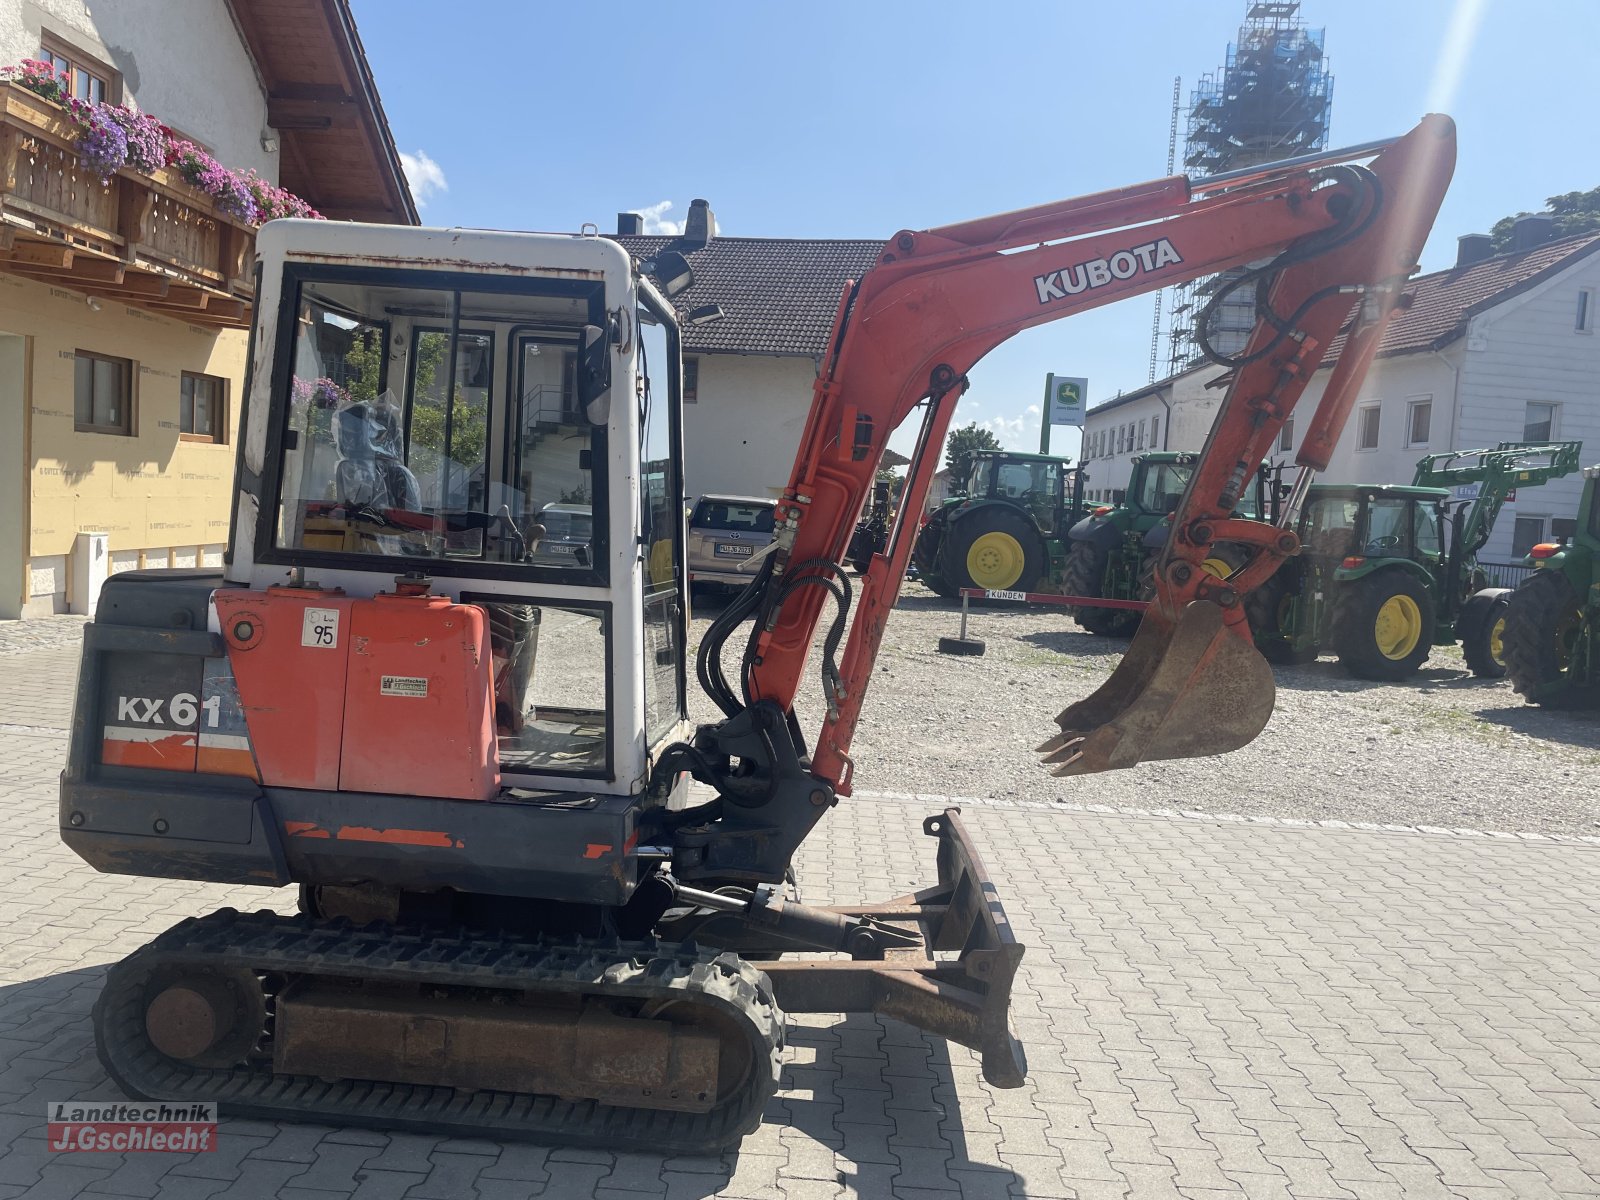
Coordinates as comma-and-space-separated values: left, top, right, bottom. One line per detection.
1512, 515, 1549, 559
1553, 517, 1578, 545
1578, 288, 1594, 334
1405, 397, 1432, 449
1137, 420, 1146, 450
1524, 401, 1559, 442
180, 372, 225, 443
1279, 418, 1294, 453
1357, 405, 1381, 451
39, 35, 117, 104
683, 357, 699, 404
74, 350, 133, 435
1149, 415, 1159, 448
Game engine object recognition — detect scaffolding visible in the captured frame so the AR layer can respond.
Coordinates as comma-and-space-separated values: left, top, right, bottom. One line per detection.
1164, 2, 1333, 375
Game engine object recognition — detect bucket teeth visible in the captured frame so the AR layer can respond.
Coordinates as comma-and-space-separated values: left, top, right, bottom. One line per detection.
1041, 601, 1275, 776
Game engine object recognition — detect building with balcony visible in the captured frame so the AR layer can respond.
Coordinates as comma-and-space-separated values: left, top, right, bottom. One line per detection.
0, 0, 413, 617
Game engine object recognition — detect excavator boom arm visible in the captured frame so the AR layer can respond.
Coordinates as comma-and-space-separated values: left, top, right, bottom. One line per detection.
739, 116, 1456, 791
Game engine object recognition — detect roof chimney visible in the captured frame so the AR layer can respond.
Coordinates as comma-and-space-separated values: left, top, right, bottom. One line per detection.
1511, 213, 1555, 253
1456, 233, 1493, 268
616, 212, 643, 236
682, 198, 713, 250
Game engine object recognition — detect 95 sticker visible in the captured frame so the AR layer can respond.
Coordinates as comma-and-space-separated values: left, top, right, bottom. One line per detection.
302, 607, 340, 648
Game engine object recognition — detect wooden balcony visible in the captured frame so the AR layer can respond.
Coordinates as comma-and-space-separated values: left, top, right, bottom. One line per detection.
0, 82, 254, 328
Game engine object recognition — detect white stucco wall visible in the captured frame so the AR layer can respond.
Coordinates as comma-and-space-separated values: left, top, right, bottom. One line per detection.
1081, 393, 1166, 501
1081, 366, 1226, 501
683, 354, 818, 502
0, 0, 276, 180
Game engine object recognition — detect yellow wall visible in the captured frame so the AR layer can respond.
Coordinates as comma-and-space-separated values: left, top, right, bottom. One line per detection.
0, 271, 246, 611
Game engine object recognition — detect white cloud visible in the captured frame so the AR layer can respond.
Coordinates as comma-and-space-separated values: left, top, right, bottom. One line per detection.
400, 149, 447, 208
626, 201, 722, 237
631, 200, 683, 235
977, 404, 1044, 449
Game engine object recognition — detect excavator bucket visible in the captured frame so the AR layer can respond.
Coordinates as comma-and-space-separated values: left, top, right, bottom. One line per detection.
1038, 602, 1274, 775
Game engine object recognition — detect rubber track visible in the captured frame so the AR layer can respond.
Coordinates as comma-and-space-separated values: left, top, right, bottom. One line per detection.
93, 909, 785, 1153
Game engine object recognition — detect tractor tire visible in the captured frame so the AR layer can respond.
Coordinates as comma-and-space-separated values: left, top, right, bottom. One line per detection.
1459, 590, 1510, 679
1063, 541, 1140, 638
1503, 569, 1593, 706
1332, 570, 1435, 681
913, 515, 958, 599
947, 507, 1046, 594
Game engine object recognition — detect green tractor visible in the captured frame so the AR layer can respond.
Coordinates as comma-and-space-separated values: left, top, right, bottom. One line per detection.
912, 450, 1084, 596
1503, 463, 1600, 706
1061, 452, 1264, 637
1249, 441, 1581, 680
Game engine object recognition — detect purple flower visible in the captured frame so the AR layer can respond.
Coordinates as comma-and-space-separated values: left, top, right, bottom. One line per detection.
105, 106, 164, 173
75, 106, 128, 183
292, 376, 348, 409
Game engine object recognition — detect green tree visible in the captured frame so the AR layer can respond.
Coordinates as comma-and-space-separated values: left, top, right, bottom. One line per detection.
406, 332, 488, 469
1490, 185, 1600, 252
944, 423, 1001, 492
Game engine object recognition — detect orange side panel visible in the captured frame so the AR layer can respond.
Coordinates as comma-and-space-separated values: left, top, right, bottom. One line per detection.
101, 732, 197, 770
214, 588, 355, 791
339, 593, 499, 802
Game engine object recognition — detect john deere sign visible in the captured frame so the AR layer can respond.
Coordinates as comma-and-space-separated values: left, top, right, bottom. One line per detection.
1039, 373, 1087, 453
1045, 374, 1087, 427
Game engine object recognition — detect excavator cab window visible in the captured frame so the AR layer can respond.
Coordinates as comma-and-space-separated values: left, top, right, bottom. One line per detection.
638, 294, 689, 744
267, 268, 608, 584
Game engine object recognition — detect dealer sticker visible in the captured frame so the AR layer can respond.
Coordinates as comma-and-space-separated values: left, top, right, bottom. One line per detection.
380, 675, 428, 698
302, 607, 340, 648
985, 589, 1028, 602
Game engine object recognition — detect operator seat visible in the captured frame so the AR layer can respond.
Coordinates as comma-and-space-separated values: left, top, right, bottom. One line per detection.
333, 401, 420, 510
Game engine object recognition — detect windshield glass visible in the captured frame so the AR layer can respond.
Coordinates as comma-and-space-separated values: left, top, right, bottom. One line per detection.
1136, 462, 1193, 513
967, 458, 994, 496
271, 269, 603, 576
691, 500, 775, 533
1362, 497, 1411, 556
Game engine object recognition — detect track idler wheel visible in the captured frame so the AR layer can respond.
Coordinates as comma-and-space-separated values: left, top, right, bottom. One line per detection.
142, 968, 265, 1069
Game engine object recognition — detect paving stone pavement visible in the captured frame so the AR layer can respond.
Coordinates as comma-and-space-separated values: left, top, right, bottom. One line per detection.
0, 640, 1598, 1198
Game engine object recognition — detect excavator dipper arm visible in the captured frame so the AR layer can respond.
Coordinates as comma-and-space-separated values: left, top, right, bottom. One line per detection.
733, 116, 1456, 790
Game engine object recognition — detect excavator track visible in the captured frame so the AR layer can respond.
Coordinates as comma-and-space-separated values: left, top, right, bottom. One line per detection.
93, 909, 784, 1153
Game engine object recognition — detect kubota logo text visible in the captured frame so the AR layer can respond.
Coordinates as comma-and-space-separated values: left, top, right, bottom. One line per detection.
1033, 238, 1183, 305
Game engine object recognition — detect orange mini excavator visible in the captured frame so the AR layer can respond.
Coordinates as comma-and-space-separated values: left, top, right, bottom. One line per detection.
61, 117, 1454, 1150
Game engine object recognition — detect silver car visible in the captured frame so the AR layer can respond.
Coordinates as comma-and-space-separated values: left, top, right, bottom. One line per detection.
688, 494, 777, 590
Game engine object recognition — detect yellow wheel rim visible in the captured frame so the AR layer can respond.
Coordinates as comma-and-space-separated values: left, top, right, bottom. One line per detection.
1374, 594, 1423, 660
967, 531, 1026, 589
1488, 615, 1506, 666
1202, 557, 1233, 579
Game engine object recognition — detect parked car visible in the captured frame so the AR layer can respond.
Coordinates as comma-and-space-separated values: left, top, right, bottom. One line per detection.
528, 502, 593, 567
688, 494, 777, 592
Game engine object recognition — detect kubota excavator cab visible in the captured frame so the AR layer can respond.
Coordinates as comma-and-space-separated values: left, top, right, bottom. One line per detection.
66, 221, 696, 899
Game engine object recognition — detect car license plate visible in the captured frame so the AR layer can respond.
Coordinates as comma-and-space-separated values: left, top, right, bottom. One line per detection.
715, 543, 754, 558
547, 543, 575, 554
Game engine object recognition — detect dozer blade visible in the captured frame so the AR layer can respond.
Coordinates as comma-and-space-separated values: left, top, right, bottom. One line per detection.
1038, 601, 1274, 775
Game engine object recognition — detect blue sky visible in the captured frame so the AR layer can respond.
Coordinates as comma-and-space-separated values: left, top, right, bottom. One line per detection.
354, 0, 1596, 463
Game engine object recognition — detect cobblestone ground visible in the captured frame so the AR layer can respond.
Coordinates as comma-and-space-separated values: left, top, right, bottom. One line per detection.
0, 633, 1598, 1198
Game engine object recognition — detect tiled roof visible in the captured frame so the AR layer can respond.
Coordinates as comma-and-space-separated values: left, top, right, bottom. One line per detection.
613, 235, 885, 358
1330, 233, 1600, 361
